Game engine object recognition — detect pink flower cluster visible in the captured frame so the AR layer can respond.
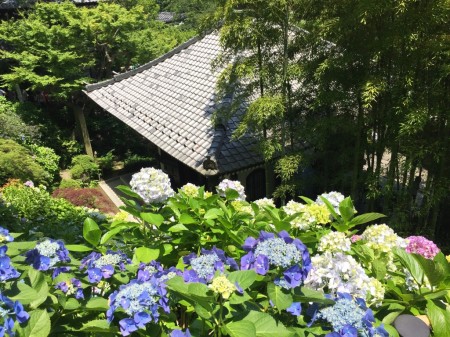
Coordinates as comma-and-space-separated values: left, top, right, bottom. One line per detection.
405, 236, 440, 259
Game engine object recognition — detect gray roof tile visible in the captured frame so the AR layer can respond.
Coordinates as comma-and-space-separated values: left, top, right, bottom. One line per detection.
85, 32, 262, 176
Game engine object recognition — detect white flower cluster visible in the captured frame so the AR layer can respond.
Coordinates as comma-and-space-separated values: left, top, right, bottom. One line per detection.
180, 183, 200, 197
304, 252, 385, 304
318, 231, 351, 253
253, 198, 276, 209
130, 167, 175, 204
315, 191, 345, 214
216, 179, 246, 201
283, 201, 331, 231
361, 224, 408, 253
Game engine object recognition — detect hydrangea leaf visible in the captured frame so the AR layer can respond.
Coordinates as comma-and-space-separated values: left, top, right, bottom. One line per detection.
414, 252, 449, 287
116, 185, 141, 199
426, 300, 450, 337
348, 213, 386, 228
17, 309, 50, 337
169, 224, 189, 232
204, 208, 224, 219
394, 248, 425, 286
10, 282, 38, 305
83, 218, 102, 247
134, 246, 160, 263
28, 269, 49, 309
338, 197, 355, 222
267, 283, 293, 311
141, 212, 165, 227
80, 320, 118, 333
224, 320, 256, 337
225, 189, 240, 200
179, 213, 196, 225
227, 270, 257, 290
86, 297, 109, 310
244, 311, 294, 337
65, 244, 93, 252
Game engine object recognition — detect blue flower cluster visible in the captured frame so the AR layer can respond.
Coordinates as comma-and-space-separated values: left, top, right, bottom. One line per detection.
0, 245, 19, 282
25, 239, 70, 272
107, 262, 174, 336
0, 292, 29, 336
170, 329, 191, 337
56, 278, 84, 300
316, 293, 388, 337
183, 247, 238, 283
241, 231, 311, 289
0, 228, 13, 244
80, 250, 131, 283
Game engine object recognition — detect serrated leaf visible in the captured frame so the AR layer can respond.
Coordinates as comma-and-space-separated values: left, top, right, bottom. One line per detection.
179, 213, 196, 224
227, 270, 257, 290
394, 248, 425, 286
204, 208, 224, 219
427, 299, 450, 337
224, 321, 256, 337
86, 297, 109, 310
169, 223, 189, 232
267, 283, 293, 310
17, 309, 50, 337
141, 212, 165, 226
134, 246, 159, 263
83, 218, 101, 247
244, 311, 293, 337
80, 320, 115, 332
348, 213, 386, 227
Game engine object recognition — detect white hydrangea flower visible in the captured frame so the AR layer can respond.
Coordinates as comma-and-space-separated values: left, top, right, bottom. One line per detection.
304, 252, 384, 303
318, 231, 351, 253
361, 224, 407, 253
216, 179, 246, 201
130, 167, 174, 204
315, 191, 345, 213
283, 200, 331, 231
253, 198, 275, 209
180, 183, 200, 197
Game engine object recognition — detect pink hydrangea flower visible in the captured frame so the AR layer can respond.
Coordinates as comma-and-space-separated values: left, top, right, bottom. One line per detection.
24, 180, 34, 188
351, 235, 362, 243
405, 236, 440, 259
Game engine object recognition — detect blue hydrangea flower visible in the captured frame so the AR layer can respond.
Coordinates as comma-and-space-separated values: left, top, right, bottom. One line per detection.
170, 329, 191, 337
137, 261, 181, 283
0, 246, 19, 282
241, 231, 311, 289
0, 228, 13, 244
287, 302, 302, 316
56, 278, 84, 300
25, 239, 70, 271
0, 292, 29, 336
80, 250, 131, 283
316, 293, 389, 337
107, 274, 170, 336
183, 247, 238, 283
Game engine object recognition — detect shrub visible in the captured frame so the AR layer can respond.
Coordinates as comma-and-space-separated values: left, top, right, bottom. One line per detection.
96, 150, 115, 175
52, 187, 118, 214
59, 178, 82, 189
123, 153, 154, 171
0, 139, 48, 186
70, 154, 100, 185
1, 183, 105, 242
28, 144, 61, 183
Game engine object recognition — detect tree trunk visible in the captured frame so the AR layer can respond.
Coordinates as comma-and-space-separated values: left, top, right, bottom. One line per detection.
73, 105, 94, 158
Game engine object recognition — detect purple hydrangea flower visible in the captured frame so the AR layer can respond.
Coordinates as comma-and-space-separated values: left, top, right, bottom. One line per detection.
182, 247, 238, 283
170, 329, 191, 337
107, 272, 171, 336
80, 250, 131, 284
0, 246, 20, 281
287, 302, 302, 316
0, 292, 29, 335
25, 239, 70, 271
405, 236, 440, 259
240, 231, 311, 289
0, 228, 14, 244
56, 278, 84, 299
23, 180, 34, 188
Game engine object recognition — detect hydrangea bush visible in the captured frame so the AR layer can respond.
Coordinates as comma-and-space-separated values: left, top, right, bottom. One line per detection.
0, 168, 449, 337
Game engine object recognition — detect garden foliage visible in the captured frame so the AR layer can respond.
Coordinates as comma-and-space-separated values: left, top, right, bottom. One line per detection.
0, 169, 449, 337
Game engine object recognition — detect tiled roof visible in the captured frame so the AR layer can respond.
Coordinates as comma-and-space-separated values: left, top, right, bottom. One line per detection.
85, 32, 263, 176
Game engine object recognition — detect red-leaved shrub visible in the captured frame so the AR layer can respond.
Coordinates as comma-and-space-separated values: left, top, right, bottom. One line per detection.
52, 187, 118, 214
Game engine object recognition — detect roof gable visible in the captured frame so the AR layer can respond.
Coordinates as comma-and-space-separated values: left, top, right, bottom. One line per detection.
85, 32, 262, 176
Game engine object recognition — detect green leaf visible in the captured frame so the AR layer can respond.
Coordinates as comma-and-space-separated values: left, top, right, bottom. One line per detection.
65, 244, 93, 252
100, 226, 127, 245
338, 197, 355, 222
427, 299, 450, 337
348, 213, 386, 227
244, 311, 293, 337
134, 246, 159, 263
225, 189, 239, 200
227, 270, 257, 290
86, 297, 109, 310
116, 185, 141, 199
83, 218, 102, 247
80, 320, 116, 332
267, 283, 293, 310
141, 212, 165, 226
372, 259, 387, 280
394, 248, 425, 286
27, 269, 49, 309
224, 321, 256, 337
179, 213, 196, 224
10, 283, 38, 305
414, 252, 448, 287
17, 309, 50, 337
169, 223, 189, 232
63, 298, 81, 311
204, 208, 224, 219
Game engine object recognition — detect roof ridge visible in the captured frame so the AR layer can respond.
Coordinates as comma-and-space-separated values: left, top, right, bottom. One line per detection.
85, 31, 215, 92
